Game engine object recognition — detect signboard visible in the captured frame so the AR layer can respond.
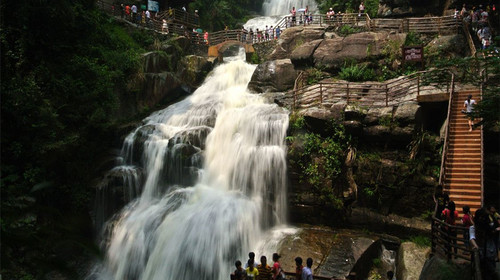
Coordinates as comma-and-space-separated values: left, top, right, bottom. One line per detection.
148, 0, 159, 12
402, 45, 423, 62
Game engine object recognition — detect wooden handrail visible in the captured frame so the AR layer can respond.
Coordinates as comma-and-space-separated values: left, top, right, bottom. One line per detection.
431, 217, 473, 261
290, 70, 454, 110
439, 73, 454, 186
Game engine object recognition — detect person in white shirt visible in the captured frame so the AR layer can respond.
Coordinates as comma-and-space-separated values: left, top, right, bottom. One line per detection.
463, 94, 476, 131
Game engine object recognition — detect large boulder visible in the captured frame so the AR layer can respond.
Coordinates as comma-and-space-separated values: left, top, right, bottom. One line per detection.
270, 26, 325, 60
248, 59, 298, 93
397, 242, 430, 280
313, 32, 406, 70
425, 34, 468, 58
290, 39, 323, 68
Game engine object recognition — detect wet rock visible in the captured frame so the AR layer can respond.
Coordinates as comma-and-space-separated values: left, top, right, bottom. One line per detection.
248, 59, 298, 93
177, 55, 214, 88
143, 52, 170, 73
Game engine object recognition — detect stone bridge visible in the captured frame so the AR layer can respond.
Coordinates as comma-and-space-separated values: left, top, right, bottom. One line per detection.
208, 40, 255, 62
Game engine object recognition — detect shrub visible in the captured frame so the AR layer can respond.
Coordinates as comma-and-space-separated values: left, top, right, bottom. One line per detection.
339, 63, 376, 81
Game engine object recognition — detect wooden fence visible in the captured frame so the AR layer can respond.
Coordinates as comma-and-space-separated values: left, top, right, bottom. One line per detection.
290, 70, 454, 110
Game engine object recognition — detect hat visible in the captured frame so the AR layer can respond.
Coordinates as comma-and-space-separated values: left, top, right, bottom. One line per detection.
195, 10, 198, 13
272, 253, 281, 260
329, 7, 333, 10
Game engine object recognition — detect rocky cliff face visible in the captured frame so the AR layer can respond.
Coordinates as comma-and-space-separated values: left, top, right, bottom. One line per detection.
116, 37, 214, 119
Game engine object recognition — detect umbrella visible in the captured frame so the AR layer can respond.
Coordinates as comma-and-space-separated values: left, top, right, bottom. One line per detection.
196, 28, 203, 33
297, 8, 306, 12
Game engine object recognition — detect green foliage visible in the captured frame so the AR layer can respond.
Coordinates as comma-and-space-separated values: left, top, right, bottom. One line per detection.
288, 121, 349, 207
339, 63, 376, 81
188, 0, 265, 31
404, 31, 424, 46
338, 25, 363, 36
250, 52, 261, 64
0, 1, 152, 278
306, 68, 328, 85
364, 0, 380, 18
372, 258, 382, 268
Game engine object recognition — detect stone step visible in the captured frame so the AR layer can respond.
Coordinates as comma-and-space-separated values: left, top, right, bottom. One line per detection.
445, 178, 481, 184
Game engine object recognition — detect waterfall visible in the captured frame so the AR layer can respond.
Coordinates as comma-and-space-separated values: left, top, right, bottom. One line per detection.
91, 48, 290, 280
262, 0, 318, 16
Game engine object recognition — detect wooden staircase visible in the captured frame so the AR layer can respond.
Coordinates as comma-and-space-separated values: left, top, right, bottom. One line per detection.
443, 90, 483, 217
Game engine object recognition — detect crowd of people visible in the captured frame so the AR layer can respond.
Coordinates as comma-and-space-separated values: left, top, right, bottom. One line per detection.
436, 191, 500, 280
231, 252, 313, 280
455, 4, 495, 50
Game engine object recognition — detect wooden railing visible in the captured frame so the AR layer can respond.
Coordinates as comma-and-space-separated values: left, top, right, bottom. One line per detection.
290, 70, 454, 110
438, 74, 455, 186
431, 217, 472, 261
462, 21, 477, 57
156, 8, 200, 28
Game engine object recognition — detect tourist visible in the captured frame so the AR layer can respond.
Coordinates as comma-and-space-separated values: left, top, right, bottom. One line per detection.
249, 28, 254, 43
271, 253, 283, 280
359, 2, 365, 16
265, 25, 269, 41
435, 188, 449, 220
125, 4, 131, 20
291, 7, 297, 26
246, 259, 260, 279
120, 3, 124, 19
245, 252, 259, 269
145, 10, 151, 26
488, 205, 500, 258
463, 94, 476, 131
386, 270, 395, 280
301, 258, 313, 280
470, 207, 500, 280
162, 19, 168, 33
460, 4, 467, 18
131, 4, 137, 23
304, 6, 310, 25
270, 26, 274, 40
257, 256, 272, 280
204, 30, 209, 45
462, 206, 474, 251
294, 257, 303, 280
276, 26, 281, 39
232, 260, 247, 280
442, 201, 459, 259
257, 28, 261, 42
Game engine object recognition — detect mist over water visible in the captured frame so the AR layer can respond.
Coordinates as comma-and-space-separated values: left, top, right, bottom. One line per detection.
91, 48, 290, 280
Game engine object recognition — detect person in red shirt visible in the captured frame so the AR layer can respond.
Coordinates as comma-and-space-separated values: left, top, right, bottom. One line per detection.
271, 253, 283, 280
442, 201, 459, 259
462, 205, 474, 251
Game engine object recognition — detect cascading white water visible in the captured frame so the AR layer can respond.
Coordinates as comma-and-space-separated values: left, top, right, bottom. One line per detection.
91, 48, 290, 280
262, 0, 318, 16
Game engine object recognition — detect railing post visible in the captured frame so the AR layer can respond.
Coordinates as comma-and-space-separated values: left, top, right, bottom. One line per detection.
320, 84, 323, 105
293, 89, 297, 109
346, 83, 350, 105
385, 84, 388, 106
417, 75, 420, 96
